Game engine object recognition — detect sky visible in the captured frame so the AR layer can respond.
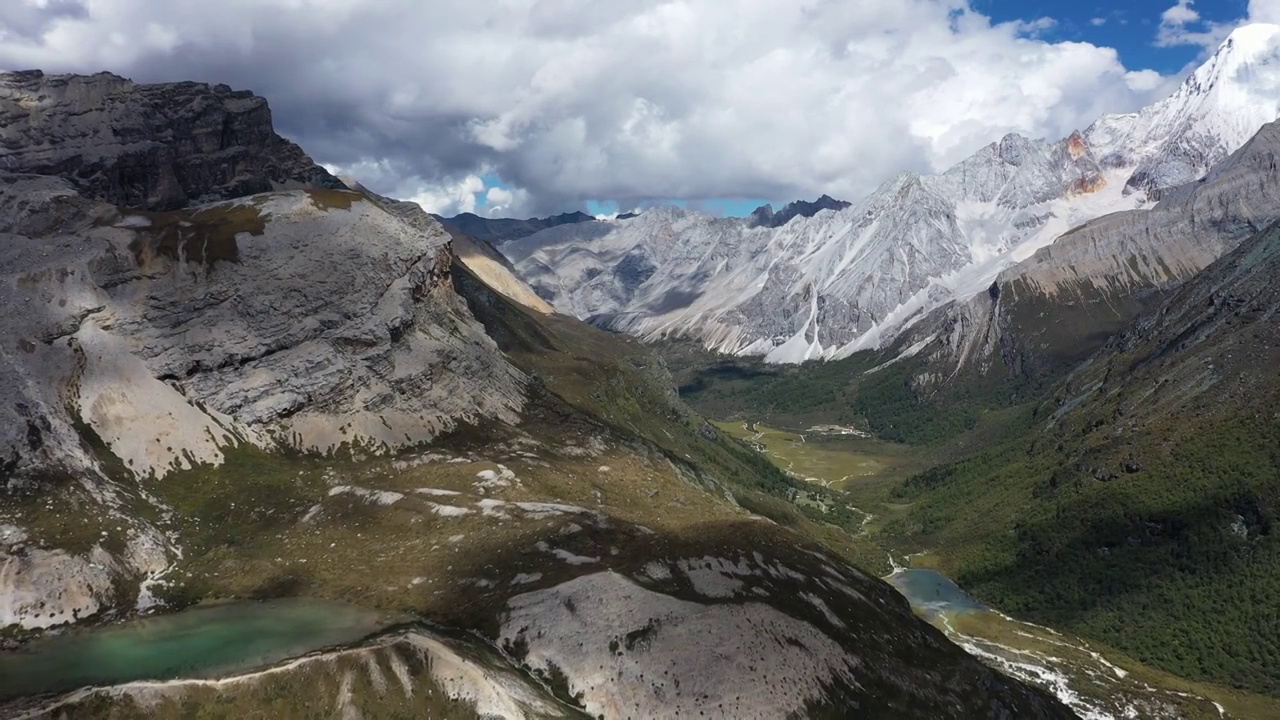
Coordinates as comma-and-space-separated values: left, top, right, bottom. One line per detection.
0, 0, 1274, 218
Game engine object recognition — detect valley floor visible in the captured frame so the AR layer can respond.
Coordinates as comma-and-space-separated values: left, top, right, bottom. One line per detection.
713, 420, 1280, 720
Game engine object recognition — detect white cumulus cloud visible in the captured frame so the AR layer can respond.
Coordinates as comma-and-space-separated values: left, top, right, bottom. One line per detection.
0, 0, 1189, 215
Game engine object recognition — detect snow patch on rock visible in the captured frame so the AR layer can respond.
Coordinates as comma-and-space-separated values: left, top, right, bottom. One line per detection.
328, 485, 404, 506
534, 541, 599, 566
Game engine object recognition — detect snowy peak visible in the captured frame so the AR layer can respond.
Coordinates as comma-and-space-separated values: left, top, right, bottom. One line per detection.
1189, 23, 1280, 96
503, 26, 1280, 365
1088, 23, 1280, 195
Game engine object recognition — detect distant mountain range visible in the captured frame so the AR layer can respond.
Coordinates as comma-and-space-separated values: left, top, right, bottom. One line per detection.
748, 195, 852, 228
434, 209, 596, 245
492, 24, 1280, 365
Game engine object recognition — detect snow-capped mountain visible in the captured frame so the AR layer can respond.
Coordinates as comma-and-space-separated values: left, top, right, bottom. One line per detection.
508, 24, 1280, 364
1089, 23, 1280, 196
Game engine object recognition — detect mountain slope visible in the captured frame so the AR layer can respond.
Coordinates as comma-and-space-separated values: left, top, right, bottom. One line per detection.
346, 178, 556, 315
0, 72, 1072, 719
884, 112, 1280, 388
880, 218, 1280, 696
506, 25, 1280, 364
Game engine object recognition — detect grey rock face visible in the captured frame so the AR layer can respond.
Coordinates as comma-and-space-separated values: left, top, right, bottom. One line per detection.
0, 173, 105, 236
900, 117, 1280, 379
1, 189, 526, 482
747, 194, 852, 228
0, 70, 345, 210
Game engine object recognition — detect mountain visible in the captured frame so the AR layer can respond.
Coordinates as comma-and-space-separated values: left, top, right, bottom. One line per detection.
0, 72, 1072, 718
510, 134, 1133, 364
894, 113, 1280, 384
1089, 22, 1280, 198
506, 25, 1280, 364
670, 112, 1280, 704
878, 215, 1280, 699
0, 71, 346, 210
668, 121, 1280, 703
435, 210, 596, 246
748, 194, 852, 228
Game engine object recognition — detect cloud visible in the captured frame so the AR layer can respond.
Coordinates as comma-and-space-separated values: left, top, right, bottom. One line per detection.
483, 186, 532, 217
406, 175, 486, 216
1156, 0, 1280, 54
1156, 0, 1233, 49
1250, 0, 1280, 24
0, 0, 86, 41
0, 0, 1178, 215
1162, 0, 1200, 26
1091, 17, 1107, 27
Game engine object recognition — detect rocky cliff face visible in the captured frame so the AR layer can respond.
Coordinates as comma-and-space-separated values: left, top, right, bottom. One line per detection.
0, 75, 528, 634
0, 71, 345, 210
1, 182, 525, 484
893, 115, 1280, 386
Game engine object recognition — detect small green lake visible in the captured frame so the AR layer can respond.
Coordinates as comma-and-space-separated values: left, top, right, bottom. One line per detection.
0, 599, 394, 701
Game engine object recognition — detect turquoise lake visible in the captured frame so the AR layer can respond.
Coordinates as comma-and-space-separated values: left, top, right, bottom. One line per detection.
0, 599, 393, 701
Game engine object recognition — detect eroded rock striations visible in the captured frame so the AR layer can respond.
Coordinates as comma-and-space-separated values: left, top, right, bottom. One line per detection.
0, 70, 345, 210
0, 73, 525, 632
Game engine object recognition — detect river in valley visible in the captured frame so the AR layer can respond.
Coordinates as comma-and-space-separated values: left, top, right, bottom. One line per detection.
887, 567, 1238, 719
715, 420, 1245, 719
0, 598, 394, 701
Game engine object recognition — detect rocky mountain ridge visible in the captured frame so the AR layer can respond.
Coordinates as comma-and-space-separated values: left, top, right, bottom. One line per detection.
503, 24, 1280, 365
435, 209, 596, 246
0, 71, 345, 210
892, 113, 1280, 386
747, 194, 852, 228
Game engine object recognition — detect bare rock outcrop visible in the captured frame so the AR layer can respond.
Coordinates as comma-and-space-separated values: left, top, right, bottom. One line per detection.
0, 74, 526, 632
0, 70, 345, 211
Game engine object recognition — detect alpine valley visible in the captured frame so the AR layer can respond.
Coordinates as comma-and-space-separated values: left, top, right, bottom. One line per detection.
0, 71, 1075, 719
445, 22, 1280, 720
3, 18, 1280, 720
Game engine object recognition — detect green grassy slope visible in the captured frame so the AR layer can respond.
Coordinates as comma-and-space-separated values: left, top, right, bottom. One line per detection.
889, 224, 1280, 695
